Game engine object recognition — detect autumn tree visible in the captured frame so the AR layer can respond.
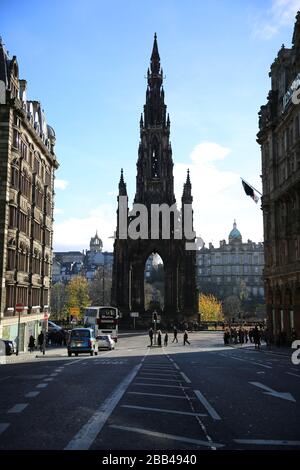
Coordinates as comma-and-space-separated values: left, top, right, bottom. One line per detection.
89, 266, 112, 306
65, 276, 90, 319
199, 294, 223, 322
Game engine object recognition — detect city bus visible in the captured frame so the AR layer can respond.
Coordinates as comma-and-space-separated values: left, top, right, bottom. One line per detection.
83, 306, 119, 342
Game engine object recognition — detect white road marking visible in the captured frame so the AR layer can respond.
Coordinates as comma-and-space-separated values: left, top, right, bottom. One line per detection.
286, 372, 300, 379
44, 378, 54, 382
65, 358, 147, 450
137, 377, 180, 382
134, 383, 189, 389
109, 425, 224, 448
50, 373, 58, 377
249, 382, 296, 402
139, 372, 180, 377
0, 376, 10, 382
36, 383, 48, 389
234, 439, 300, 446
142, 367, 175, 371
25, 391, 40, 398
227, 356, 272, 369
0, 423, 10, 435
180, 372, 191, 384
7, 404, 28, 414
194, 390, 221, 421
127, 391, 195, 400
173, 363, 180, 370
121, 404, 207, 417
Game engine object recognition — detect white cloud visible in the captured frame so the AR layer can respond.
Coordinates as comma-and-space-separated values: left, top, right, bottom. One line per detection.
53, 203, 116, 252
174, 142, 263, 247
252, 0, 300, 39
54, 179, 69, 190
54, 208, 64, 215
107, 190, 118, 197
53, 141, 263, 253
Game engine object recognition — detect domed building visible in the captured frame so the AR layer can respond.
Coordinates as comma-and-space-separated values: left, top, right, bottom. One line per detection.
229, 220, 242, 243
197, 221, 265, 319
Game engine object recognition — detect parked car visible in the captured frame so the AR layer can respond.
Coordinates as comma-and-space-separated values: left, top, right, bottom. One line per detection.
48, 320, 63, 332
67, 328, 98, 357
97, 334, 115, 351
0, 339, 16, 355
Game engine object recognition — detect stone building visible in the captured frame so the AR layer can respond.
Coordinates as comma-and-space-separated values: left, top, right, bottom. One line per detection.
258, 13, 300, 341
111, 35, 197, 322
0, 39, 58, 350
53, 232, 113, 284
197, 221, 265, 317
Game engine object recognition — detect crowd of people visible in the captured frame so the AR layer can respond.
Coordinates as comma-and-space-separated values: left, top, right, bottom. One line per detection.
223, 325, 297, 348
223, 325, 264, 349
148, 326, 191, 347
27, 329, 67, 352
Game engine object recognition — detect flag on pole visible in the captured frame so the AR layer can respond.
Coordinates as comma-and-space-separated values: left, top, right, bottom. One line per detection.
241, 179, 260, 203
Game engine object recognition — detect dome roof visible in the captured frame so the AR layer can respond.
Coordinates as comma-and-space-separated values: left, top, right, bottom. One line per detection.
229, 220, 242, 242
47, 124, 56, 139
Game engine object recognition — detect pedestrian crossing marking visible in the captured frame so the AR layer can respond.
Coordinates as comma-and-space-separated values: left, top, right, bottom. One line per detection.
94, 360, 128, 365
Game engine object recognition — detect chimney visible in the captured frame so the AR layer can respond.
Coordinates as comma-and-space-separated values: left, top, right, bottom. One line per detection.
19, 79, 27, 101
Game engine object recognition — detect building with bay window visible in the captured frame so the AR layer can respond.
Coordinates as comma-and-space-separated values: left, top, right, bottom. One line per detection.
0, 38, 58, 350
258, 13, 300, 342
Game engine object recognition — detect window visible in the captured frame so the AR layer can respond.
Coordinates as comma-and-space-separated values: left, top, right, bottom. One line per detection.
5, 285, 14, 309
10, 166, 19, 189
16, 286, 28, 306
20, 171, 31, 199
19, 211, 29, 235
9, 206, 18, 228
34, 185, 43, 209
20, 141, 27, 160
31, 288, 40, 306
7, 249, 16, 270
33, 221, 42, 242
17, 246, 28, 272
44, 229, 51, 246
12, 129, 20, 149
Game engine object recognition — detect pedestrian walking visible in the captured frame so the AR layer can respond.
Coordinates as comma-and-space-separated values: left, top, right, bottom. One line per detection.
183, 330, 190, 346
38, 331, 44, 352
28, 335, 35, 353
157, 330, 162, 347
164, 332, 168, 347
148, 327, 153, 347
172, 326, 178, 343
253, 326, 261, 350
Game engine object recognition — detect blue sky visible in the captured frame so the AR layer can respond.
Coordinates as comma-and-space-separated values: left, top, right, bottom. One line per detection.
1, 0, 299, 251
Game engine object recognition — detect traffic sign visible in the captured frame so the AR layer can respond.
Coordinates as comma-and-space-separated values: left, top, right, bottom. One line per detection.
69, 307, 80, 315
15, 303, 24, 313
130, 312, 139, 318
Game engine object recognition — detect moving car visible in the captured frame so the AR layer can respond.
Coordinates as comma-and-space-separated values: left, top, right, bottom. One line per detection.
97, 334, 115, 351
67, 328, 98, 357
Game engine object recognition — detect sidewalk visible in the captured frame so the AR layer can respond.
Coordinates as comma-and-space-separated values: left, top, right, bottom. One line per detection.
2, 346, 67, 365
229, 341, 293, 357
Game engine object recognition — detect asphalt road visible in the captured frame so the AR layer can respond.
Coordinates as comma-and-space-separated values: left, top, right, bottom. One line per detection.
0, 331, 299, 451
